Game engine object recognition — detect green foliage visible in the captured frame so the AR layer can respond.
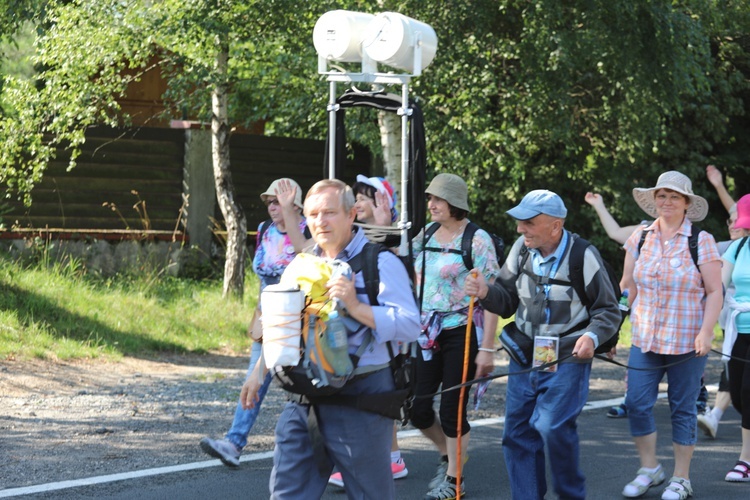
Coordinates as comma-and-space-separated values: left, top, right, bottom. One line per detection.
0, 20, 36, 80
0, 0, 748, 266
0, 254, 257, 360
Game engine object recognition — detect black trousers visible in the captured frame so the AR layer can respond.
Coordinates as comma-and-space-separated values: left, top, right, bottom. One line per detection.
411, 325, 478, 438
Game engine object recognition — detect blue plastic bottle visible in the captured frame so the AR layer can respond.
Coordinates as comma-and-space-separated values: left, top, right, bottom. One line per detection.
618, 289, 630, 316
325, 311, 353, 376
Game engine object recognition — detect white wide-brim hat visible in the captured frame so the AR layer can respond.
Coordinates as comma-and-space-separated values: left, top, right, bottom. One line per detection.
632, 170, 708, 222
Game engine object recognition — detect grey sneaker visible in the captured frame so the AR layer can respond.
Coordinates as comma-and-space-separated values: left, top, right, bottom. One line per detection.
200, 437, 241, 467
424, 478, 465, 500
428, 460, 449, 490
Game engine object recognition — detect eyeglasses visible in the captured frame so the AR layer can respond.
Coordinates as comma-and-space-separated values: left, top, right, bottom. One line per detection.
727, 218, 738, 228
264, 199, 280, 207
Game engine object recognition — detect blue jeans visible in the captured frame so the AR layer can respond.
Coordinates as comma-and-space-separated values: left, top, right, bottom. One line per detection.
225, 341, 273, 449
626, 346, 706, 445
503, 359, 591, 500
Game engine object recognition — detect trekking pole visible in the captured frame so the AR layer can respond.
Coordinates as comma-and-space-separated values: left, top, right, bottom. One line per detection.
456, 273, 476, 500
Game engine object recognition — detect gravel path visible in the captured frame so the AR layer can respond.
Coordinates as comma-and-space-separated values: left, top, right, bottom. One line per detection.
1, 349, 720, 493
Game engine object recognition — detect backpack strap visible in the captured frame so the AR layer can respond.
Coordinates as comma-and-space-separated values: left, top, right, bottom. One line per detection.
637, 226, 701, 268
735, 236, 749, 260
423, 221, 480, 272
347, 242, 389, 306
257, 219, 272, 244
460, 221, 479, 271
688, 226, 701, 268
567, 237, 591, 307
423, 223, 464, 258
518, 237, 587, 302
424, 221, 440, 242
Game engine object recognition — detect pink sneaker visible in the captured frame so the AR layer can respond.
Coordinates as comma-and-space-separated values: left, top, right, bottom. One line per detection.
391, 458, 409, 479
328, 459, 409, 487
328, 472, 344, 488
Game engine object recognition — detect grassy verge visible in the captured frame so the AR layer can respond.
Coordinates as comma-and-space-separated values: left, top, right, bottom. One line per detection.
0, 251, 724, 362
0, 256, 256, 361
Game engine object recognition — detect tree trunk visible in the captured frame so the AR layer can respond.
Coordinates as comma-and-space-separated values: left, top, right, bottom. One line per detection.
377, 110, 402, 200
212, 41, 247, 298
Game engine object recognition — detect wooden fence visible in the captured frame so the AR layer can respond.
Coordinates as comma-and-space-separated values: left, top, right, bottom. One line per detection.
1, 126, 371, 253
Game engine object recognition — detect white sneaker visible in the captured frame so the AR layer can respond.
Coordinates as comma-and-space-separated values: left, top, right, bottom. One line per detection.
200, 437, 241, 467
697, 409, 718, 439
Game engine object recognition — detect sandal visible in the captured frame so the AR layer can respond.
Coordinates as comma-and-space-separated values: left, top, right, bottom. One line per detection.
622, 465, 666, 498
725, 460, 750, 482
607, 403, 628, 418
661, 477, 692, 500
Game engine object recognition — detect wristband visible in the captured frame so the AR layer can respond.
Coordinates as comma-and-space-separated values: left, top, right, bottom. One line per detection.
478, 347, 495, 353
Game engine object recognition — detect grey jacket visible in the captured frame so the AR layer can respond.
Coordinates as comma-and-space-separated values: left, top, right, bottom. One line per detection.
481, 232, 621, 362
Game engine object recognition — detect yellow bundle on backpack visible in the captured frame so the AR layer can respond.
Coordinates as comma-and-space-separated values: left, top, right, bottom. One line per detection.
280, 253, 336, 320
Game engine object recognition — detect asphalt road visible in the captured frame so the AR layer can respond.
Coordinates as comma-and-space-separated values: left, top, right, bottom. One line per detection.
7, 395, 748, 500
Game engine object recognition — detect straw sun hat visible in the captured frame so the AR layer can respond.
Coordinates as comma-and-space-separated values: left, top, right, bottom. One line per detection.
632, 170, 709, 222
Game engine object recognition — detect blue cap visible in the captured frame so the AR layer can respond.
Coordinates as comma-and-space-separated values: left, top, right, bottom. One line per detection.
506, 190, 567, 220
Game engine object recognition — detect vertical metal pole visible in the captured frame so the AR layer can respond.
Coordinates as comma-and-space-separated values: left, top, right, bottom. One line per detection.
328, 80, 338, 179
398, 82, 411, 255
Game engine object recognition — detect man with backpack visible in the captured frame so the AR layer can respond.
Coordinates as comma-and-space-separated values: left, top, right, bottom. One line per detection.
465, 189, 621, 500
240, 179, 419, 500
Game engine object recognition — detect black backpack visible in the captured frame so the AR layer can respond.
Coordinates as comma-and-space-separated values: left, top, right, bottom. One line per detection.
519, 236, 624, 354
423, 221, 507, 269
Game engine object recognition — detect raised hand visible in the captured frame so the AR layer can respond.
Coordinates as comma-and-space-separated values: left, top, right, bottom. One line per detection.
373, 190, 393, 226
705, 164, 723, 188
275, 178, 297, 210
584, 192, 604, 209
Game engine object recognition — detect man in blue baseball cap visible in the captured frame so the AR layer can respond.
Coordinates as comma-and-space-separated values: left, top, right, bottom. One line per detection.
466, 189, 620, 500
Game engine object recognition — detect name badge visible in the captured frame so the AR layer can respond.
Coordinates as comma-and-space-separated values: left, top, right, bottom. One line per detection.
533, 336, 559, 373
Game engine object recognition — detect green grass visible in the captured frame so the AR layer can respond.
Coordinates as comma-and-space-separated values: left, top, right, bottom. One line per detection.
0, 256, 257, 361
0, 251, 724, 362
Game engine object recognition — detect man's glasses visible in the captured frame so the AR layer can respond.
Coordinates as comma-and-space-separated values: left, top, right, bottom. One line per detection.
728, 218, 738, 228
264, 199, 280, 207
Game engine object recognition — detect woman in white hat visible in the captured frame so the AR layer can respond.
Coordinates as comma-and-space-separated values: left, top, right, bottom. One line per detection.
620, 171, 723, 500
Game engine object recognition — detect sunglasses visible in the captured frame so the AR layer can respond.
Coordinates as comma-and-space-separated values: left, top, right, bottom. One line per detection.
264, 199, 280, 207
